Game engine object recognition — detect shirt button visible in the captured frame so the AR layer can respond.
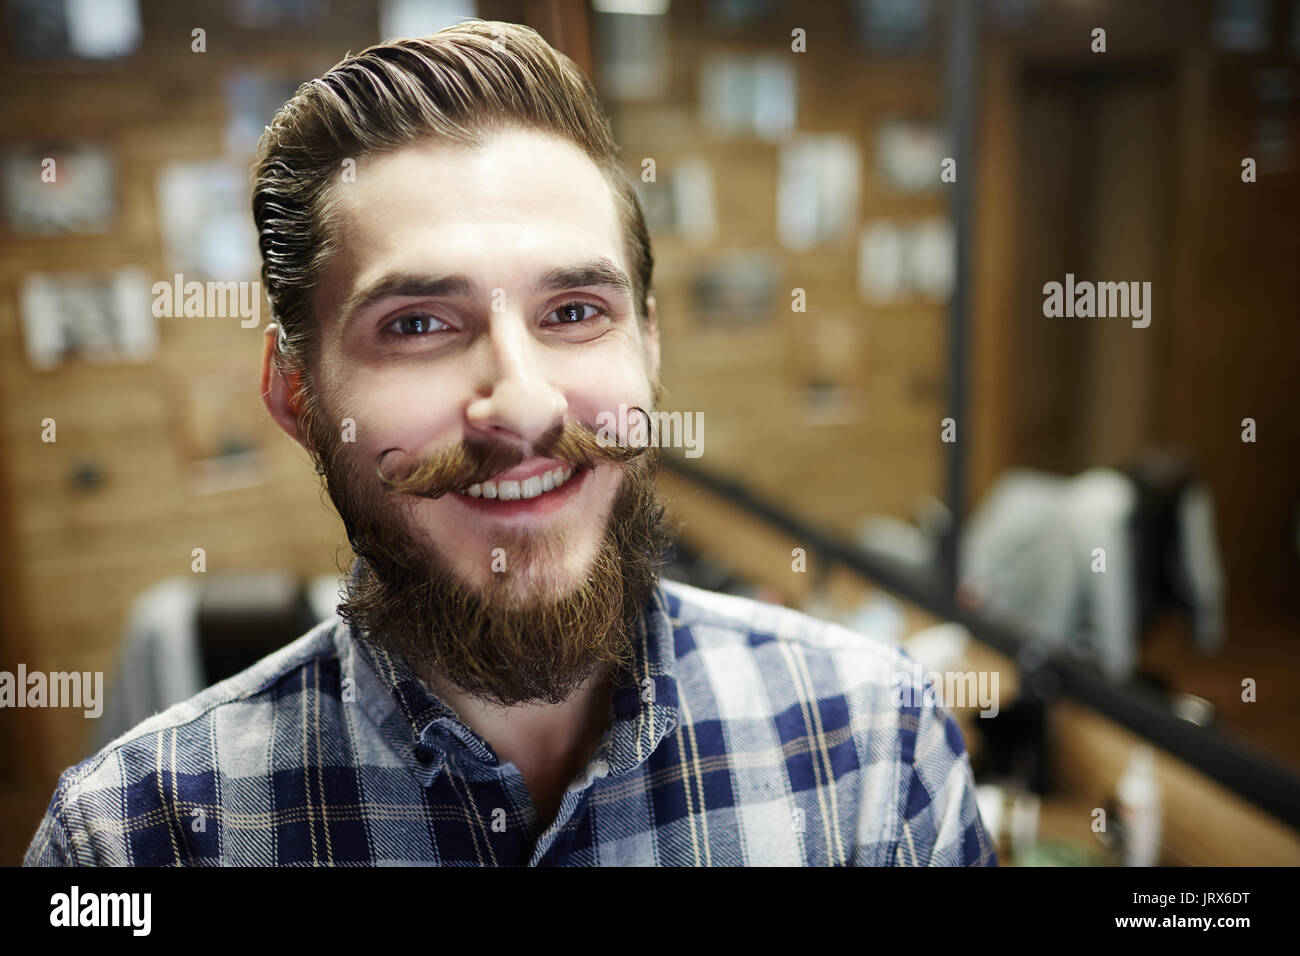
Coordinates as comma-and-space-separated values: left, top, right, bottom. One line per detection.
415, 745, 435, 765
591, 758, 609, 777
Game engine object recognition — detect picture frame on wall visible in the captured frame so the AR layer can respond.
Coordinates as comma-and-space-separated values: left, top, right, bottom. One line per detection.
633, 155, 718, 245
875, 116, 947, 194
857, 217, 954, 304
689, 251, 778, 329
19, 268, 156, 370
854, 0, 934, 52
778, 134, 861, 251
699, 52, 796, 141
156, 159, 262, 281
2, 142, 115, 235
8, 0, 141, 61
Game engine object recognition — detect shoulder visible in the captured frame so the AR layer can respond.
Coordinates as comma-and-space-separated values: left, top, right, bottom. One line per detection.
656, 579, 979, 771
89, 615, 344, 766
656, 579, 935, 768
656, 580, 995, 866
659, 578, 918, 701
24, 617, 344, 865
657, 582, 980, 767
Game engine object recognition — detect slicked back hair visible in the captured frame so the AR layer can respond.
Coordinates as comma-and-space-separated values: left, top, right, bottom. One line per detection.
252, 19, 654, 389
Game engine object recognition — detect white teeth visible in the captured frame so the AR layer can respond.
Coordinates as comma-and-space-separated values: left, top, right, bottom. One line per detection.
460, 465, 579, 499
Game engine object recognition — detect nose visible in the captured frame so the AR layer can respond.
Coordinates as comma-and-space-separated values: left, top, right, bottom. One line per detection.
464, 315, 567, 449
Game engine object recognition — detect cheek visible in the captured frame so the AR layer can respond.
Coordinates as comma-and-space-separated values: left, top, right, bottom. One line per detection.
592, 463, 626, 512
565, 355, 654, 424
337, 372, 466, 462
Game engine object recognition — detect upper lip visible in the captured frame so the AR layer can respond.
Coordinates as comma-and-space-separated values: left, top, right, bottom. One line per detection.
477, 458, 573, 484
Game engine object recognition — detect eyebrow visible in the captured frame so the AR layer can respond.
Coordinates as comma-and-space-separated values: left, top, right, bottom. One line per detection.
536, 259, 634, 301
338, 256, 634, 330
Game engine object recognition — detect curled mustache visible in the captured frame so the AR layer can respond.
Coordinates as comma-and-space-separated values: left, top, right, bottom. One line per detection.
375, 410, 654, 499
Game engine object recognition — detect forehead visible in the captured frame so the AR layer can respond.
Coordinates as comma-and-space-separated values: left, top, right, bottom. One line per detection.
318, 128, 627, 306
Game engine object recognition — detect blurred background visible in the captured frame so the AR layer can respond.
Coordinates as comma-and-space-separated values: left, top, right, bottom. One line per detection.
1, 0, 1298, 866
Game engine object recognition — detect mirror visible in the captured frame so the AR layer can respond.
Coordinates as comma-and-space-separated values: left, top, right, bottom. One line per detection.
595, 1, 1300, 781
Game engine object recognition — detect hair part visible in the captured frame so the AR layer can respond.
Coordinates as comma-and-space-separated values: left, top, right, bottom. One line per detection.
252, 19, 654, 391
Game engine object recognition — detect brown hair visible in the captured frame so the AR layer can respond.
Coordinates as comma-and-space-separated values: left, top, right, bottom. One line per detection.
251, 19, 654, 389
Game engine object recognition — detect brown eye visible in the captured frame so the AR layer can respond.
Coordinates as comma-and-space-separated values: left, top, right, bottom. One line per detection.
547, 302, 604, 325
385, 313, 449, 336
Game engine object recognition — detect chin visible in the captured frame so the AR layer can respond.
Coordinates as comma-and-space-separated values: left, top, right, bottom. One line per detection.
497, 554, 592, 603
441, 536, 585, 600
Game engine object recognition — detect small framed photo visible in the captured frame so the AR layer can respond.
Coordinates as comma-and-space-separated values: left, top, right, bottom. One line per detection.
689, 251, 778, 328
699, 53, 797, 141
19, 268, 156, 370
156, 160, 261, 280
875, 117, 947, 194
778, 134, 861, 251
2, 143, 115, 235
633, 155, 718, 245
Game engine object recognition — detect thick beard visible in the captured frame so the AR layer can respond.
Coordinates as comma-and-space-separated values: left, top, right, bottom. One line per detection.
299, 391, 670, 707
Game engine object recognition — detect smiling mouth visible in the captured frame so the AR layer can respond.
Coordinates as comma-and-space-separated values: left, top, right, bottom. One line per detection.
457, 464, 579, 501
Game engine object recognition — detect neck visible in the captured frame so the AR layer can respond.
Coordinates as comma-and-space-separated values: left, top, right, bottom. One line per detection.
427, 663, 615, 778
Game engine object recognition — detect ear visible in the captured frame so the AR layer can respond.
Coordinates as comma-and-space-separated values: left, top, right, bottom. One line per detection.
642, 293, 661, 384
260, 324, 305, 445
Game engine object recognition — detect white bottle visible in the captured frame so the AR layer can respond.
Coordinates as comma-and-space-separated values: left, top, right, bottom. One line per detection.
1116, 746, 1162, 866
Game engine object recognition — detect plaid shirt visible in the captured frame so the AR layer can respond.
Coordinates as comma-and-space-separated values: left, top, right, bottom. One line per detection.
24, 579, 997, 866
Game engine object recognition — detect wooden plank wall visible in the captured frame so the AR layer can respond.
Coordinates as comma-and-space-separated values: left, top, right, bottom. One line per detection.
0, 1, 404, 863
612, 0, 950, 535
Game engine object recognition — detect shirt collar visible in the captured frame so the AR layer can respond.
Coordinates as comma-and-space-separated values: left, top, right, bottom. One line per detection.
341, 564, 679, 780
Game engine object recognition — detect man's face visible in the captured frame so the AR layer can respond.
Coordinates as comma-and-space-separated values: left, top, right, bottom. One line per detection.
267, 127, 666, 705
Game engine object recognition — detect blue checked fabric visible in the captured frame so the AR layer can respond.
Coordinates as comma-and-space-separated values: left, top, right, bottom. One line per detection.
24, 579, 997, 866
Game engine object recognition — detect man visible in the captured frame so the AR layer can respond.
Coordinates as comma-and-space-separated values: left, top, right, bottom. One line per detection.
25, 20, 995, 866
